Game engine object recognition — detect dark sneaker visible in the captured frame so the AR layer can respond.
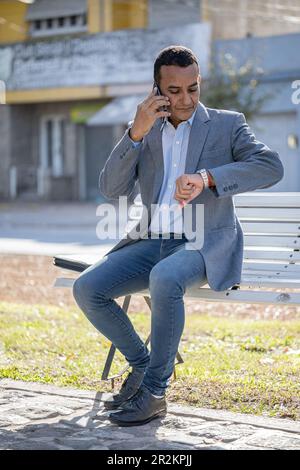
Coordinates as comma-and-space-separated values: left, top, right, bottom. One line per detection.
108, 384, 167, 427
103, 367, 146, 410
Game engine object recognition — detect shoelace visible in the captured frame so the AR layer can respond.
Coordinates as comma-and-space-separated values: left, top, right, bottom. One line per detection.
123, 387, 146, 411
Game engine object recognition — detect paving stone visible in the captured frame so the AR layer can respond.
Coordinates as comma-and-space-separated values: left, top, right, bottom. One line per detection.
20, 424, 75, 439
2, 414, 30, 425
5, 440, 64, 450
89, 445, 110, 450
13, 406, 73, 420
54, 437, 99, 450
189, 423, 257, 443
245, 431, 300, 450
91, 429, 131, 440
1, 379, 299, 451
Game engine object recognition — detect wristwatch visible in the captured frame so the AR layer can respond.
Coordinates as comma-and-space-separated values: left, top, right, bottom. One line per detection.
196, 168, 209, 189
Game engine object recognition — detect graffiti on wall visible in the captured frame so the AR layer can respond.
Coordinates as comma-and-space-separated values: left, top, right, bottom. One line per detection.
0, 23, 211, 89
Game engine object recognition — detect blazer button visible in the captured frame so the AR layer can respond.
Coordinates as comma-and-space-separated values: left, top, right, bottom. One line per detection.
223, 187, 228, 191
233, 183, 238, 189
228, 185, 233, 190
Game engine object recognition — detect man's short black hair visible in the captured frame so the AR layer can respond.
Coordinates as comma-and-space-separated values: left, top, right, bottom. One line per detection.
154, 45, 199, 85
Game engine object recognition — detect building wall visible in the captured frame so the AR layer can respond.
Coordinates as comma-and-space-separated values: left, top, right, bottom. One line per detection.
0, 100, 86, 200
0, 1, 28, 44
148, 0, 201, 29
251, 112, 300, 191
112, 0, 147, 30
2, 0, 299, 45
9, 105, 33, 167
87, 0, 148, 33
202, 0, 300, 39
213, 33, 300, 192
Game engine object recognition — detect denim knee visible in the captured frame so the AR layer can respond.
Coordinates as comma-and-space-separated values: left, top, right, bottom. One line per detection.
72, 274, 99, 307
72, 276, 86, 305
149, 266, 182, 297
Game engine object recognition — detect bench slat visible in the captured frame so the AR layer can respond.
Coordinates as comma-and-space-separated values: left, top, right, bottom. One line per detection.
54, 278, 75, 288
54, 250, 300, 271
54, 277, 300, 303
241, 222, 300, 235
236, 207, 300, 221
243, 262, 300, 272
242, 271, 300, 280
240, 275, 300, 287
134, 287, 300, 304
243, 249, 300, 262
244, 235, 300, 248
234, 192, 300, 207
184, 288, 300, 304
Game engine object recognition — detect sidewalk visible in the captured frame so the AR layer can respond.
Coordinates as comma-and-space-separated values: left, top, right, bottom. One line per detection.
0, 201, 128, 256
1, 379, 299, 450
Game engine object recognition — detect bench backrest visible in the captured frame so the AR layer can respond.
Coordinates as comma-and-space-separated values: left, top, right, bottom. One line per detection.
234, 193, 300, 275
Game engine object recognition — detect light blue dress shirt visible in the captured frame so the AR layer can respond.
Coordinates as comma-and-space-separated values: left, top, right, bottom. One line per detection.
130, 109, 197, 235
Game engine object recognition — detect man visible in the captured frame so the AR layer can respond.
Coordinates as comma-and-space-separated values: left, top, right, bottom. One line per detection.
73, 46, 283, 427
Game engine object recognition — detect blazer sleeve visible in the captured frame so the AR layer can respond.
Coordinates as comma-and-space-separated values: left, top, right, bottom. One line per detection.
206, 113, 284, 199
99, 127, 143, 200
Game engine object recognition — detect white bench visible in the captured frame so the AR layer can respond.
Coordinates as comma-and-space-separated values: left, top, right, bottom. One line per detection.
53, 192, 300, 386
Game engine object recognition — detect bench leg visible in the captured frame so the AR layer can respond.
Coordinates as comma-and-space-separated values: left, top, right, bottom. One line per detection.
101, 294, 184, 389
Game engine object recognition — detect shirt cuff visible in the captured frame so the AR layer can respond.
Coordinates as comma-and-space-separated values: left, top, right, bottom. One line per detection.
128, 128, 143, 147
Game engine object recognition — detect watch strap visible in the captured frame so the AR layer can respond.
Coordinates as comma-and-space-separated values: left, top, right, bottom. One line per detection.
196, 168, 209, 189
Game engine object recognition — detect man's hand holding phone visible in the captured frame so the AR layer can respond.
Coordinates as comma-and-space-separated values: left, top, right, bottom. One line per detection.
129, 87, 171, 142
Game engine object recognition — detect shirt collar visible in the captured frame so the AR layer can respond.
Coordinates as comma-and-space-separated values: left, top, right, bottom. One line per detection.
187, 107, 197, 126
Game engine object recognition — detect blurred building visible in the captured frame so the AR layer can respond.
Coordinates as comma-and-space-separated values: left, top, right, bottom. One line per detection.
0, 0, 299, 201
202, 0, 300, 39
214, 32, 300, 191
0, 0, 207, 201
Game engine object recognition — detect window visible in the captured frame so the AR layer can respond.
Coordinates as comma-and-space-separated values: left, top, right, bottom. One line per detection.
30, 14, 87, 37
70, 15, 77, 26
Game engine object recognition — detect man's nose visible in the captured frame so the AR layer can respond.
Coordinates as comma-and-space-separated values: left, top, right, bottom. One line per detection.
182, 93, 193, 106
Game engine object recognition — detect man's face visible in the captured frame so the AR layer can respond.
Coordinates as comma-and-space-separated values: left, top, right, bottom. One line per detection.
158, 63, 201, 126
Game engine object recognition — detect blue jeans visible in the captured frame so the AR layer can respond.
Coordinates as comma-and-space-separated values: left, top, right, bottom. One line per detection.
72, 233, 207, 396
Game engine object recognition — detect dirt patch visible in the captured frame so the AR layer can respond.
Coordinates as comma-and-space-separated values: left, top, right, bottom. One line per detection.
0, 254, 299, 320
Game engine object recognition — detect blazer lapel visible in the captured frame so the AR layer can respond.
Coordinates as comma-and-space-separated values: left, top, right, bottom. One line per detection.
147, 120, 164, 204
184, 102, 211, 174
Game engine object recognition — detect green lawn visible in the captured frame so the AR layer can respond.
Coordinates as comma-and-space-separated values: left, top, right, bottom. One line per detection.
0, 301, 299, 420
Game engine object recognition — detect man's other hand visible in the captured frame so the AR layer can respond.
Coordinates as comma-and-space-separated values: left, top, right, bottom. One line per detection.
174, 174, 204, 208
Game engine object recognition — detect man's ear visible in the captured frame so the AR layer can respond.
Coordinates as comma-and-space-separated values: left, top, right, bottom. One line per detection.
198, 74, 201, 86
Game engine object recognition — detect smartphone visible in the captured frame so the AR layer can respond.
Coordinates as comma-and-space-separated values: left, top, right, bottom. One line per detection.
153, 81, 168, 131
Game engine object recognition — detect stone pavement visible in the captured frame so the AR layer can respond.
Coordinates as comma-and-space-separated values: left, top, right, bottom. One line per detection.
0, 379, 299, 450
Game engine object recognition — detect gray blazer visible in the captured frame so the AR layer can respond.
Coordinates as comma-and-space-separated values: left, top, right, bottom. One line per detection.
99, 102, 284, 291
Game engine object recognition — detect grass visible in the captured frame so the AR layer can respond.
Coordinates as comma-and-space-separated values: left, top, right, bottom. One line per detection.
0, 301, 299, 420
